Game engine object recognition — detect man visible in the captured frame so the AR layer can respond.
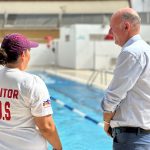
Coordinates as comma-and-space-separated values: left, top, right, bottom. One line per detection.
0, 33, 62, 150
101, 7, 150, 150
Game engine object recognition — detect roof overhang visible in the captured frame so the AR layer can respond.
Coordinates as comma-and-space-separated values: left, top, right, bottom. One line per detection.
0, 1, 129, 14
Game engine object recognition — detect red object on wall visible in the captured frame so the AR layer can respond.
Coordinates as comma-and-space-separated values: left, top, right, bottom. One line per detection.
44, 35, 53, 48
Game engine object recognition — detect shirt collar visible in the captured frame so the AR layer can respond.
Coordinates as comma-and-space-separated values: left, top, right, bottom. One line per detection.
122, 34, 142, 49
4, 66, 20, 72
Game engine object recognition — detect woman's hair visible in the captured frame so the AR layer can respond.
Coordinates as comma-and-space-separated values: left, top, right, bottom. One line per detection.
0, 48, 7, 65
0, 48, 20, 65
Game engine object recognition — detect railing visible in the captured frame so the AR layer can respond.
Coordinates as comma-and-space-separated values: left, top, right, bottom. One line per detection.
87, 69, 113, 87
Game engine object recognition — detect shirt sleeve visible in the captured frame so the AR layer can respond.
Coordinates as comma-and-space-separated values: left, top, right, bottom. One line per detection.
29, 76, 53, 117
101, 51, 144, 112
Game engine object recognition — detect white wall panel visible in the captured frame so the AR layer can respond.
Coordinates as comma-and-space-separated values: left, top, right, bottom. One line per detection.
29, 44, 55, 67
58, 26, 76, 68
95, 41, 120, 70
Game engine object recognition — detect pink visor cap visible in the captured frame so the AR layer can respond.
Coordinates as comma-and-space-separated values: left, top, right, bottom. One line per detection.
1, 33, 39, 53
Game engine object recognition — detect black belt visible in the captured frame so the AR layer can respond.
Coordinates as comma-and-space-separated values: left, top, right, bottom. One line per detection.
113, 127, 150, 134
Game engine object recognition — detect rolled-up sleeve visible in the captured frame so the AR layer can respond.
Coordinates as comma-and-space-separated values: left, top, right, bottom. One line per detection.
101, 51, 144, 112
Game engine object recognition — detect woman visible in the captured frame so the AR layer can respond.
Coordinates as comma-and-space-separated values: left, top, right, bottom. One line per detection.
0, 33, 62, 150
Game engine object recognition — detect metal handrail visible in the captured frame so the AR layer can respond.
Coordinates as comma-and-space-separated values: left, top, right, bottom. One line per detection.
87, 69, 113, 86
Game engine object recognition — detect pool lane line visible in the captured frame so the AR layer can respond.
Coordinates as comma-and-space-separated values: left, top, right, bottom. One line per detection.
50, 96, 103, 127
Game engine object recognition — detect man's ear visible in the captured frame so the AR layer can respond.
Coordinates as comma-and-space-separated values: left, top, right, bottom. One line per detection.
123, 22, 130, 31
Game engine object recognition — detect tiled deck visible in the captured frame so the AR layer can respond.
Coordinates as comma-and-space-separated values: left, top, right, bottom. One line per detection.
28, 66, 113, 90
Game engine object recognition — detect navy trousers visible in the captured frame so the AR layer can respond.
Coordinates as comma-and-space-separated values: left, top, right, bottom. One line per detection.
113, 132, 150, 150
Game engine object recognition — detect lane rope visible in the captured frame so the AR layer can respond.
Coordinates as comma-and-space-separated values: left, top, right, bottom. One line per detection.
50, 96, 103, 127
38, 74, 103, 127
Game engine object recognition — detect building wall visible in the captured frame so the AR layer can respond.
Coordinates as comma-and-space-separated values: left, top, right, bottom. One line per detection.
58, 24, 110, 69
27, 24, 150, 70
29, 44, 55, 68
0, 29, 59, 43
58, 26, 76, 68
0, 1, 129, 14
95, 41, 120, 70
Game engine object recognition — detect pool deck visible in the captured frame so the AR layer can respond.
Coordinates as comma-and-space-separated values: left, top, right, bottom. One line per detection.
28, 66, 113, 90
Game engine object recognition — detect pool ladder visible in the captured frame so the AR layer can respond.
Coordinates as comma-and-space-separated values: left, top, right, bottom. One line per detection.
87, 69, 113, 86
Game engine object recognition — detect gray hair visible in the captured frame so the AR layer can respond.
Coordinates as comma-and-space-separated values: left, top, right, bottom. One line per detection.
121, 12, 141, 25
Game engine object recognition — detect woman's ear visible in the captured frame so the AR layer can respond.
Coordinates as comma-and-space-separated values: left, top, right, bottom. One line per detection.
20, 51, 25, 61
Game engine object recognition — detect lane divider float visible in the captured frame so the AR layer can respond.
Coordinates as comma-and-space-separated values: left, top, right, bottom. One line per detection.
50, 96, 103, 127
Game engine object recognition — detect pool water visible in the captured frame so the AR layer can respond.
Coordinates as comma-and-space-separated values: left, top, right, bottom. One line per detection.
33, 71, 112, 150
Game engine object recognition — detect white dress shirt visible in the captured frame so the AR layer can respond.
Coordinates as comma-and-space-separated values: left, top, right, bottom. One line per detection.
101, 34, 150, 129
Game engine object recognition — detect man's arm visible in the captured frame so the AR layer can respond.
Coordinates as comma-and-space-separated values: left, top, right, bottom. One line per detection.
34, 115, 62, 150
101, 51, 144, 136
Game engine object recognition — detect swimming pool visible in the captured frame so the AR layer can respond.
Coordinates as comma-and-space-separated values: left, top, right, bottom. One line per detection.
33, 71, 112, 150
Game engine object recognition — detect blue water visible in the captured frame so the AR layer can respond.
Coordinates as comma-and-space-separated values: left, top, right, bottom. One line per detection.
32, 71, 112, 150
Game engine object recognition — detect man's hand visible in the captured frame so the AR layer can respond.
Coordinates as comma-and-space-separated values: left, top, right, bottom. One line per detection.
104, 122, 112, 137
103, 112, 115, 137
